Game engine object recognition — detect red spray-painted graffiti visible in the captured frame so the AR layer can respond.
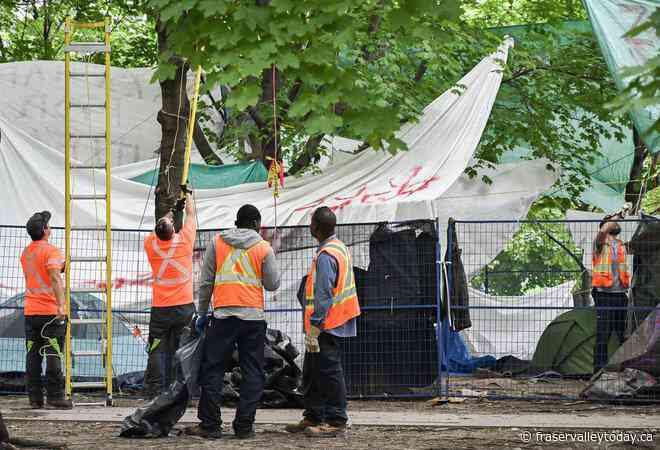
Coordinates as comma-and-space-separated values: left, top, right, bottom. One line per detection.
294, 165, 440, 212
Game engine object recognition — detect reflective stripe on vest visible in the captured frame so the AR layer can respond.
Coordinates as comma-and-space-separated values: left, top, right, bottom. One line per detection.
304, 239, 360, 332
212, 236, 268, 309
24, 245, 54, 296
592, 239, 630, 288
214, 246, 263, 289
151, 234, 191, 286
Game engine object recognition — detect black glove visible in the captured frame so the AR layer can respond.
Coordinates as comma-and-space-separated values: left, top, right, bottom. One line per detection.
174, 197, 186, 212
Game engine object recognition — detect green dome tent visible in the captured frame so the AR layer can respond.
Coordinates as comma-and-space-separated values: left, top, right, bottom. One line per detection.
531, 309, 621, 376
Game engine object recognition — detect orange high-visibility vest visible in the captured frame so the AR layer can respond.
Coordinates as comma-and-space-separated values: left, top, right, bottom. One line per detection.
20, 240, 64, 316
144, 220, 195, 307
212, 235, 271, 309
304, 238, 360, 333
592, 239, 631, 289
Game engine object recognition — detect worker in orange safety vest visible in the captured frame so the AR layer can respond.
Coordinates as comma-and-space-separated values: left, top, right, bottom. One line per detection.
143, 194, 196, 398
286, 206, 360, 438
591, 215, 630, 372
184, 204, 280, 440
20, 211, 72, 409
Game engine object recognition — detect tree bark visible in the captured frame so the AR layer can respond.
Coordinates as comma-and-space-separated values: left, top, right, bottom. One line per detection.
154, 19, 190, 221
625, 127, 648, 209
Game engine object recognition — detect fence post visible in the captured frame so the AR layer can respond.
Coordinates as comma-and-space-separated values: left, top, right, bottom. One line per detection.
434, 217, 443, 398
444, 218, 456, 399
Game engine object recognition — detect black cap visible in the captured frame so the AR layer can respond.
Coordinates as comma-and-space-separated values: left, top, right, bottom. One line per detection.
236, 204, 261, 228
26, 211, 51, 241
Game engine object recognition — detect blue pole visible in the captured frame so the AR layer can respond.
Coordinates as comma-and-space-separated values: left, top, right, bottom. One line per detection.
444, 218, 456, 399
434, 217, 443, 398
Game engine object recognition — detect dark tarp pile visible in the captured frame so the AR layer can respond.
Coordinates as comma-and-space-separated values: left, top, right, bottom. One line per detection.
341, 223, 439, 396
120, 327, 301, 438
581, 215, 660, 401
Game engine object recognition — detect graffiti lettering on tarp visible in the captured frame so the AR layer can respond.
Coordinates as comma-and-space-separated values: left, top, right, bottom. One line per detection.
295, 166, 440, 212
620, 4, 655, 51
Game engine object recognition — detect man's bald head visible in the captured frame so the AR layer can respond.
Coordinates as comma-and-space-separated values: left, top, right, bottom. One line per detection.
310, 207, 336, 241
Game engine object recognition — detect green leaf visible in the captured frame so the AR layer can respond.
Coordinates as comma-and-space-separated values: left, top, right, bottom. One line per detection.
198, 0, 228, 17
226, 82, 261, 110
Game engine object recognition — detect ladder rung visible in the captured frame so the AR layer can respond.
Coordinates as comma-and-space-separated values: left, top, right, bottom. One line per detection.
71, 103, 106, 108
71, 256, 106, 262
70, 194, 106, 200
71, 164, 106, 170
70, 73, 105, 78
71, 381, 106, 389
71, 350, 103, 357
71, 226, 106, 231
70, 287, 107, 294
70, 318, 105, 325
70, 134, 105, 139
65, 43, 110, 54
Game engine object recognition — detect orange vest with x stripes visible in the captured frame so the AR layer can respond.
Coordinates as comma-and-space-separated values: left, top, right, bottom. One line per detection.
212, 235, 271, 310
20, 240, 64, 316
144, 220, 195, 308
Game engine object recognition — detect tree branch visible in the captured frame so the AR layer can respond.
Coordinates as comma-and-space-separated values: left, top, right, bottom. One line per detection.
414, 61, 427, 83
288, 134, 326, 175
193, 118, 224, 165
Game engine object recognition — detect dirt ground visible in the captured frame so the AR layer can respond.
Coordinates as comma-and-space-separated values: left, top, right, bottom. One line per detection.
2, 396, 659, 449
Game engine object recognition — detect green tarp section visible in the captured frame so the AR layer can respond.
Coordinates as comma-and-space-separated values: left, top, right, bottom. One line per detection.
491, 21, 634, 211
531, 309, 620, 376
131, 161, 268, 189
584, 0, 659, 153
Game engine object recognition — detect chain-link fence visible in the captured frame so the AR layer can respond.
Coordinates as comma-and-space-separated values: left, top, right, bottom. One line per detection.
446, 217, 659, 402
0, 220, 442, 398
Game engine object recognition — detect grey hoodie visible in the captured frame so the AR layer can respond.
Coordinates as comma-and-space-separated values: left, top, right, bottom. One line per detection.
198, 228, 280, 321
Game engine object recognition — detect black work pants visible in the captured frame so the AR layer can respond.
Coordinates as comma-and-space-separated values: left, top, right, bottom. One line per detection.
197, 317, 266, 433
592, 289, 627, 372
302, 333, 348, 425
144, 303, 195, 396
24, 315, 66, 401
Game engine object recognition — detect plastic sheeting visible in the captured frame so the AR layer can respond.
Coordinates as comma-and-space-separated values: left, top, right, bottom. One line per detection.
130, 161, 268, 189
0, 41, 513, 229
584, 0, 660, 153
459, 282, 575, 360
0, 61, 165, 166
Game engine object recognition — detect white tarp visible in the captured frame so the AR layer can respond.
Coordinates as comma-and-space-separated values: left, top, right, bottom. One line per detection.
1, 41, 514, 229
0, 61, 166, 166
461, 282, 576, 360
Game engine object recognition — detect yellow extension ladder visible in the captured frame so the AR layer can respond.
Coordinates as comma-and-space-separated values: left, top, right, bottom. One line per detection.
63, 17, 113, 406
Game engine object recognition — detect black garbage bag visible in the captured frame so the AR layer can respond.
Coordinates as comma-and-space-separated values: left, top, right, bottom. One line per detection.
120, 326, 204, 438
120, 325, 303, 438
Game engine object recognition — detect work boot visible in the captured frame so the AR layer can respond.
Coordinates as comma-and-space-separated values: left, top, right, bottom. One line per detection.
29, 400, 43, 409
45, 397, 73, 410
304, 423, 348, 438
232, 421, 256, 440
183, 424, 222, 439
285, 418, 321, 434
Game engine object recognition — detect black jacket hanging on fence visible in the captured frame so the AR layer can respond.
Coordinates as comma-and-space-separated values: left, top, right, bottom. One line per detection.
627, 213, 660, 335
442, 220, 471, 332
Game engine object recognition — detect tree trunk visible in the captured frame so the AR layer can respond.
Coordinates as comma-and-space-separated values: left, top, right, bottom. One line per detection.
154, 19, 190, 221
625, 127, 648, 209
